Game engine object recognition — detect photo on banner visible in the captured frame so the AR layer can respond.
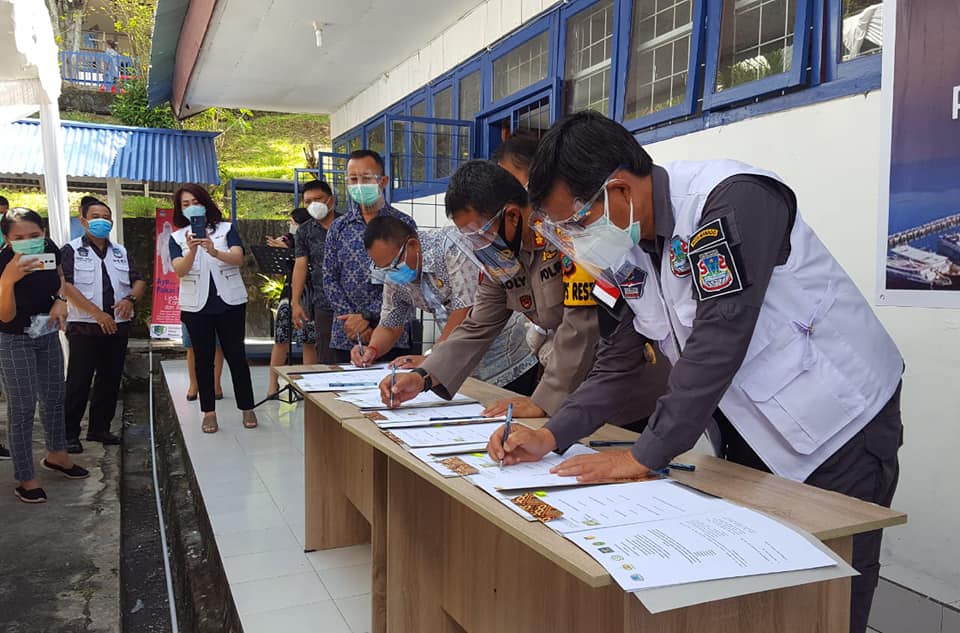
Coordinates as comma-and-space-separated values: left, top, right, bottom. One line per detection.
150, 207, 182, 339
877, 0, 960, 307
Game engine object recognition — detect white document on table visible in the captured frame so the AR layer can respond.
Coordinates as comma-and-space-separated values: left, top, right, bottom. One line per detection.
535, 480, 730, 534
408, 443, 491, 478
570, 505, 837, 591
336, 389, 476, 410
387, 422, 503, 448
365, 403, 501, 428
293, 368, 390, 392
465, 443, 597, 491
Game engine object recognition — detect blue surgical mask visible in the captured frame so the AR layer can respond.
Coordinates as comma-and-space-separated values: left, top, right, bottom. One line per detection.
10, 237, 46, 255
183, 205, 206, 218
386, 263, 418, 285
87, 218, 113, 239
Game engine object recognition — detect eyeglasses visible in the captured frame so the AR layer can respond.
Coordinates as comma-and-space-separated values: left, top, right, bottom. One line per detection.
346, 173, 383, 186
456, 208, 504, 250
534, 169, 620, 227
371, 241, 407, 273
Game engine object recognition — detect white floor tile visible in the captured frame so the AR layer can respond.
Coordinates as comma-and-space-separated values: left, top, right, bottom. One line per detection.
222, 549, 313, 584
230, 572, 331, 615
202, 491, 279, 516
215, 525, 302, 558
209, 506, 288, 535
240, 601, 350, 633
336, 594, 372, 633
199, 475, 268, 499
318, 563, 372, 600
307, 545, 373, 572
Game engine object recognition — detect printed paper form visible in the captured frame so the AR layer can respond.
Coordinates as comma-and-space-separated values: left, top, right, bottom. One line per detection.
293, 368, 391, 392
536, 480, 730, 534
571, 505, 837, 591
465, 444, 597, 490
366, 403, 502, 428
387, 422, 504, 448
336, 389, 476, 409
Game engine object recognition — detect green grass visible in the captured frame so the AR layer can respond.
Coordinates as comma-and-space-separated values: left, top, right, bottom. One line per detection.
3, 111, 331, 220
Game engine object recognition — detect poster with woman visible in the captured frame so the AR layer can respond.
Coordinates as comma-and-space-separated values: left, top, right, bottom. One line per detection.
878, 0, 960, 307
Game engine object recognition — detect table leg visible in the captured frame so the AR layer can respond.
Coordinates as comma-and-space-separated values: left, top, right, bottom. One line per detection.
303, 399, 370, 551
371, 449, 388, 633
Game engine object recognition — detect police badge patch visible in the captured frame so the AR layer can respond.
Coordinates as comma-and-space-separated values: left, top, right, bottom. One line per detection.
519, 294, 533, 310
689, 241, 743, 300
669, 236, 690, 277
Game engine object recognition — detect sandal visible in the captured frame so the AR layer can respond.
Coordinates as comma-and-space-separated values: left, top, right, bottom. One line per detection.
202, 414, 219, 434
41, 459, 90, 479
242, 411, 258, 429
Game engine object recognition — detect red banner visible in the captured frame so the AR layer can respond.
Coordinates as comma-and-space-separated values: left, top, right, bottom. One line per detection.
150, 208, 182, 339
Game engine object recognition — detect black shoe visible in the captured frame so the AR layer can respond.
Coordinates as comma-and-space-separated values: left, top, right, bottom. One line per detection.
186, 392, 198, 402
86, 432, 121, 445
0, 444, 10, 460
15, 487, 47, 504
41, 459, 90, 480
66, 438, 84, 454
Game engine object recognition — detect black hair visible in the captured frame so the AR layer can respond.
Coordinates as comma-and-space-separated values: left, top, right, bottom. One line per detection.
301, 179, 333, 197
0, 196, 8, 208
290, 207, 311, 225
527, 111, 653, 208
348, 149, 385, 174
80, 196, 111, 218
363, 215, 416, 250
445, 160, 529, 220
1, 207, 45, 236
491, 130, 540, 173
171, 183, 224, 229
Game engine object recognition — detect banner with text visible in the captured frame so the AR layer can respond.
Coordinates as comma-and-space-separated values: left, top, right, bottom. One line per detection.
150, 208, 182, 339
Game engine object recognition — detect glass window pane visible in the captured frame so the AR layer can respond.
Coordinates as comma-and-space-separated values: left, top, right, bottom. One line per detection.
715, 0, 795, 93
841, 1, 882, 61
564, 0, 614, 115
433, 87, 455, 179
624, 0, 695, 120
410, 101, 427, 184
367, 123, 385, 156
459, 71, 481, 161
493, 31, 550, 102
391, 120, 406, 189
515, 98, 551, 136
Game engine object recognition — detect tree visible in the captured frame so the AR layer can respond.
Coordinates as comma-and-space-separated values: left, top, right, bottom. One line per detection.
105, 0, 156, 79
110, 80, 178, 128
45, 0, 88, 51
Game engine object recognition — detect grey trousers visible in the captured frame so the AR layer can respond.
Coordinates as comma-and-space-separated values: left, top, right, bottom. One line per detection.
718, 382, 903, 633
0, 332, 67, 482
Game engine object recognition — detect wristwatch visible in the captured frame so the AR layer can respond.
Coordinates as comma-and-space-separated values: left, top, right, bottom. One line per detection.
123, 294, 137, 304
411, 367, 433, 392
54, 294, 67, 303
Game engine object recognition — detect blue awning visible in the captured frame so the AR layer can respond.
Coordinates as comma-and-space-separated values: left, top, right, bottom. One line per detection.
0, 118, 220, 185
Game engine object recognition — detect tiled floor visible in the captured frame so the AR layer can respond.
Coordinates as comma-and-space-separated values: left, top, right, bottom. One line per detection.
162, 360, 370, 633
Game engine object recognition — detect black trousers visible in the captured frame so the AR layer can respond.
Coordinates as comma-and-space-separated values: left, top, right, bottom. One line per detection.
312, 308, 338, 364
503, 362, 540, 397
64, 332, 129, 440
717, 382, 903, 633
181, 305, 255, 413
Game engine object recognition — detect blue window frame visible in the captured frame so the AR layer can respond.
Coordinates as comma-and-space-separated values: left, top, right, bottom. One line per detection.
823, 0, 882, 83
365, 117, 386, 157
485, 13, 558, 111
616, 0, 707, 130
702, 0, 814, 110
559, 0, 619, 117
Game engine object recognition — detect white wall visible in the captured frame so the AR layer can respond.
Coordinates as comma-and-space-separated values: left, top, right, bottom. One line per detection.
330, 0, 561, 135
646, 91, 960, 601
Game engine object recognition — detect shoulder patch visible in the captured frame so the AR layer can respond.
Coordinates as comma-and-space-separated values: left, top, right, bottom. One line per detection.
689, 241, 744, 301
613, 264, 647, 300
688, 218, 726, 253
669, 236, 690, 277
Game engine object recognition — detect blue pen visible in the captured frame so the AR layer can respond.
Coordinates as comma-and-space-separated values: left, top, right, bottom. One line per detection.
390, 364, 396, 408
329, 381, 378, 388
499, 403, 514, 470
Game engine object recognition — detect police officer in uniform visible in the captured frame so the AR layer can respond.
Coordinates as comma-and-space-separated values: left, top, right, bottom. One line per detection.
62, 197, 146, 452
382, 160, 666, 420
488, 112, 903, 633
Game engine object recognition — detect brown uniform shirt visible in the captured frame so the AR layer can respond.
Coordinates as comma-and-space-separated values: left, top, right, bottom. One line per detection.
420, 242, 601, 415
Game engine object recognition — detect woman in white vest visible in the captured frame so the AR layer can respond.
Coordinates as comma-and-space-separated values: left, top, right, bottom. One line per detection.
487, 112, 903, 633
170, 184, 257, 433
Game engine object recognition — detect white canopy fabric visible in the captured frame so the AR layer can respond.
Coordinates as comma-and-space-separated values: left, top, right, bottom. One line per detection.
0, 0, 70, 246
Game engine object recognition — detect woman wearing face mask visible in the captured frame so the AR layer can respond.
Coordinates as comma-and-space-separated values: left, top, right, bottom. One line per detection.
0, 208, 87, 503
170, 184, 257, 433
61, 197, 146, 454
266, 207, 318, 397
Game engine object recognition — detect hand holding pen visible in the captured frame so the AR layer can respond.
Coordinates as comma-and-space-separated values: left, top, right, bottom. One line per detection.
498, 403, 514, 470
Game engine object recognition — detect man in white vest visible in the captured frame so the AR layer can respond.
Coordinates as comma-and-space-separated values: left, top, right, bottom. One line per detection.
62, 197, 146, 453
487, 112, 903, 633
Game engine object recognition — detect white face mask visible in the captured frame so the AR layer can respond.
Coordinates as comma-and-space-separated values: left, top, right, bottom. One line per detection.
289, 223, 299, 235
307, 201, 329, 220
568, 185, 640, 274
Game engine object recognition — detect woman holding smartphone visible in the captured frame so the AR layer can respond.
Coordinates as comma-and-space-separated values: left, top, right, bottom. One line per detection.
0, 208, 87, 503
169, 185, 257, 433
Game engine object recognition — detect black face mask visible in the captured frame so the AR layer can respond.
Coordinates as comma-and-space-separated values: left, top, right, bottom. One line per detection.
498, 209, 524, 256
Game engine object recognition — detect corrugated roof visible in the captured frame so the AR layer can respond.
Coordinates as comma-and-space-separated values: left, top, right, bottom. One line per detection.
0, 118, 221, 184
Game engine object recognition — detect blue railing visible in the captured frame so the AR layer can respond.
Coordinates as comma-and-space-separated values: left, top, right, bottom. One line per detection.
59, 51, 138, 90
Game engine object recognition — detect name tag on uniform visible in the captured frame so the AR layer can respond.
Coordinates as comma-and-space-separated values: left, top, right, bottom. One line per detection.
592, 276, 621, 308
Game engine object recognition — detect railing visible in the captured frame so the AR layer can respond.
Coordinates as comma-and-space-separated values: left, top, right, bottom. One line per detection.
59, 51, 138, 91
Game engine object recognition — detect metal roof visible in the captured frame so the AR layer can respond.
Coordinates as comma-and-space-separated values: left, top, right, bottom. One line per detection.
0, 118, 221, 184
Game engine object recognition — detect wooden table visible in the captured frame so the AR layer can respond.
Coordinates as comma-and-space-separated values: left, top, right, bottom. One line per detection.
276, 365, 907, 633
